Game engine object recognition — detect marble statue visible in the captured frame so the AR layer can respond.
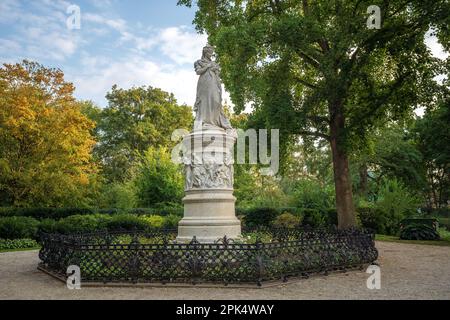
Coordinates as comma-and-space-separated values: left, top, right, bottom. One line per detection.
194, 44, 232, 130
176, 44, 241, 243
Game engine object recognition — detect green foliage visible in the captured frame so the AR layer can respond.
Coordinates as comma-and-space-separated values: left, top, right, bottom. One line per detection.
103, 214, 148, 232
133, 147, 184, 208
55, 214, 110, 234
400, 224, 440, 241
401, 218, 439, 230
96, 85, 193, 182
272, 213, 302, 229
353, 125, 426, 195
0, 207, 95, 219
98, 182, 138, 210
0, 206, 184, 219
0, 61, 98, 207
290, 179, 335, 212
178, 0, 448, 228
0, 216, 39, 239
358, 179, 420, 235
414, 99, 450, 208
141, 215, 165, 229
301, 209, 327, 228
376, 178, 420, 217
244, 208, 279, 228
0, 238, 39, 251
163, 214, 182, 229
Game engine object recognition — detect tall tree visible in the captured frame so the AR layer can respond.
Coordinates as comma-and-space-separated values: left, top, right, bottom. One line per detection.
178, 0, 448, 228
96, 85, 193, 182
0, 61, 97, 207
414, 97, 450, 209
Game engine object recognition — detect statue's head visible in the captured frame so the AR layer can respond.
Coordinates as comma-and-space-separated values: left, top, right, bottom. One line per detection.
202, 44, 214, 60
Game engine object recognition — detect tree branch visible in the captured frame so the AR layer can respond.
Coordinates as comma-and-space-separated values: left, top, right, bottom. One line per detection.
297, 130, 330, 141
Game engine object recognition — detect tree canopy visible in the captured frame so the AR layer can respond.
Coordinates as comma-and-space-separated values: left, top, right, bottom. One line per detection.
178, 0, 449, 228
95, 85, 193, 182
0, 61, 97, 207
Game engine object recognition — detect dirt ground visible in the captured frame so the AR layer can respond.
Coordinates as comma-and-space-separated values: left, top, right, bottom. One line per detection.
0, 241, 449, 300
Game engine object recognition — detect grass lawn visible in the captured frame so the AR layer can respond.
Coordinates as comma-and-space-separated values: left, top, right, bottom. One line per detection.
376, 234, 450, 247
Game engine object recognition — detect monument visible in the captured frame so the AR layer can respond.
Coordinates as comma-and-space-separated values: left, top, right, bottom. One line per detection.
176, 44, 242, 243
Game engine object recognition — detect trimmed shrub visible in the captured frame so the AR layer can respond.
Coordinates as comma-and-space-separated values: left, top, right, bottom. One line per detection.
272, 213, 302, 229
55, 214, 111, 234
0, 216, 39, 239
104, 214, 148, 232
141, 215, 165, 229
0, 207, 184, 219
301, 209, 326, 228
400, 223, 440, 240
163, 214, 181, 229
0, 238, 39, 250
37, 219, 58, 234
244, 207, 278, 228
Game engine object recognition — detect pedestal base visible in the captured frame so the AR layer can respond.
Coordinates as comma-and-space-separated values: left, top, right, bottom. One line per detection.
176, 189, 241, 243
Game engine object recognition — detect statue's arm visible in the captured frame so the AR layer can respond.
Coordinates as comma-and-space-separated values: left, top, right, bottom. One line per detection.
195, 61, 211, 75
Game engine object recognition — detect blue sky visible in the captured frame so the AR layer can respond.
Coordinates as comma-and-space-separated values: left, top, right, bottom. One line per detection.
0, 0, 208, 107
0, 0, 448, 110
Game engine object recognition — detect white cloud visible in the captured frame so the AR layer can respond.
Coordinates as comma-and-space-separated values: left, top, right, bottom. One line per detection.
83, 13, 127, 33
68, 54, 199, 107
0, 1, 212, 109
159, 26, 208, 65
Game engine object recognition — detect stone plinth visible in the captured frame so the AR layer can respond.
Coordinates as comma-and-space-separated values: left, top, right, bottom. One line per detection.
176, 128, 241, 243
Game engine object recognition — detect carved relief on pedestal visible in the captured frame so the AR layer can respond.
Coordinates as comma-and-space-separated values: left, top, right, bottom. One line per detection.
184, 151, 234, 190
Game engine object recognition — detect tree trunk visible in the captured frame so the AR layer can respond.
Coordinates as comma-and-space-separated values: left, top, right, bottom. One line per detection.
329, 106, 357, 229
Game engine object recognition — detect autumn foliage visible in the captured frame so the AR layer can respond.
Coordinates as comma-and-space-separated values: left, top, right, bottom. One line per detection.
0, 61, 97, 207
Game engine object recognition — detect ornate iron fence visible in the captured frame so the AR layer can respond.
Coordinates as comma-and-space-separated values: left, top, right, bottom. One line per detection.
38, 227, 378, 286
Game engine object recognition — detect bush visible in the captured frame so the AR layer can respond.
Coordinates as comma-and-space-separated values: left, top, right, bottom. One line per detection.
244, 207, 278, 228
104, 214, 148, 232
0, 207, 94, 219
368, 178, 421, 235
37, 219, 58, 234
55, 214, 110, 234
141, 215, 165, 229
98, 182, 138, 210
0, 216, 39, 239
401, 218, 439, 230
291, 179, 335, 212
301, 209, 327, 228
272, 213, 302, 229
400, 223, 440, 240
0, 206, 185, 219
163, 214, 181, 229
0, 238, 39, 250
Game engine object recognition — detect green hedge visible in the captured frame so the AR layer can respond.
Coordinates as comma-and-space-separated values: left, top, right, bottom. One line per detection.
237, 207, 338, 229
3, 206, 393, 240
0, 207, 184, 219
0, 214, 182, 239
0, 216, 40, 239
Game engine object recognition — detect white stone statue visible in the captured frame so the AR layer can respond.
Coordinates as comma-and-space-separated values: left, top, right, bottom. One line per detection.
194, 44, 232, 130
176, 44, 241, 243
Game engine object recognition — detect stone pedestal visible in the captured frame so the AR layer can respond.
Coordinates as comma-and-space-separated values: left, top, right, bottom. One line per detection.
176, 128, 241, 243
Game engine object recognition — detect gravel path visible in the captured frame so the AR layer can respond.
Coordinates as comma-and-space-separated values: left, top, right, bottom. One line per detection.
0, 241, 449, 300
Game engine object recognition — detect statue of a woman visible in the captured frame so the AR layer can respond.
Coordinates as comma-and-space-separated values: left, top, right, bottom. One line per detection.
194, 44, 232, 130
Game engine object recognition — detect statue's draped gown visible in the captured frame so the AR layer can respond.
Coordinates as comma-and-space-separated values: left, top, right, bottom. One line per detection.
194, 58, 232, 129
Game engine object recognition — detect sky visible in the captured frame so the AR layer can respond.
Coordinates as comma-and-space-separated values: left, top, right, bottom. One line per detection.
0, 0, 448, 109
0, 0, 208, 107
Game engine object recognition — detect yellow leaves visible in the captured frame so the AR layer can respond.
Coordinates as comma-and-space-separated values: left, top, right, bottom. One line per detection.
0, 60, 98, 207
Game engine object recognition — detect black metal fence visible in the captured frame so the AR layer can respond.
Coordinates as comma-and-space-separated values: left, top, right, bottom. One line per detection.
38, 227, 378, 286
